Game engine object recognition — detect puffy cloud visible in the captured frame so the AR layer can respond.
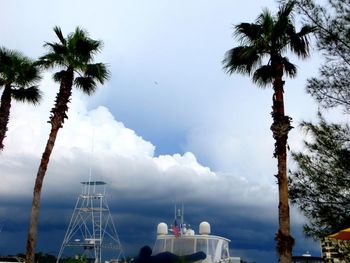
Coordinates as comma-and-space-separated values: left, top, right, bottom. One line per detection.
0, 78, 275, 254
0, 76, 320, 261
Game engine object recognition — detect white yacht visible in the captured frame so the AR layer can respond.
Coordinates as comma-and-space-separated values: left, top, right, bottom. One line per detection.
152, 209, 241, 263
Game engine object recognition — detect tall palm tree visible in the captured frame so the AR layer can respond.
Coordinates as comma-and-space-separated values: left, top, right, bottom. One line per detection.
223, 1, 313, 262
26, 26, 109, 263
0, 48, 41, 150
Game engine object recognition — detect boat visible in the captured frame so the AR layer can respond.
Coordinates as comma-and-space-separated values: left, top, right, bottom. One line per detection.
152, 208, 241, 263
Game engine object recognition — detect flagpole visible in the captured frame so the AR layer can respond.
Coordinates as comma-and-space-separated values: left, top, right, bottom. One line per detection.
182, 202, 184, 227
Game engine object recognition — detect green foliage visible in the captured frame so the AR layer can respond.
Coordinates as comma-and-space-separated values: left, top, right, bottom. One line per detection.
34, 252, 57, 263
37, 26, 109, 96
223, 0, 313, 87
290, 0, 350, 112
36, 26, 109, 126
0, 47, 42, 103
0, 47, 42, 149
289, 114, 350, 238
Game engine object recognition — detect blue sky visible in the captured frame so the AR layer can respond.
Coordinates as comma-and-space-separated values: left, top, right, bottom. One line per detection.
0, 0, 335, 262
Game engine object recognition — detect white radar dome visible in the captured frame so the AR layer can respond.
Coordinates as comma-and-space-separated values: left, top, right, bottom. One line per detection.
199, 221, 211, 235
157, 222, 168, 235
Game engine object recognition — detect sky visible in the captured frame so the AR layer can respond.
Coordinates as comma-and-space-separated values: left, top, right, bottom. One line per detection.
0, 0, 337, 262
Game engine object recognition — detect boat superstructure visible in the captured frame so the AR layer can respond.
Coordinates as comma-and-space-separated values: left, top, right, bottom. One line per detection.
153, 208, 239, 263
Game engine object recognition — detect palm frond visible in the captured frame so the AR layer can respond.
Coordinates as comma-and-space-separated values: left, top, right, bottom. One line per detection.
0, 47, 24, 79
282, 57, 297, 77
53, 26, 67, 45
254, 10, 277, 53
252, 65, 274, 87
84, 63, 109, 84
272, 1, 298, 52
234, 23, 262, 44
44, 42, 67, 56
39, 27, 69, 68
298, 25, 316, 37
0, 47, 41, 86
67, 27, 102, 64
0, 47, 13, 69
273, 17, 293, 48
53, 70, 68, 83
37, 52, 66, 69
223, 46, 260, 75
0, 47, 24, 64
288, 25, 314, 58
74, 76, 97, 95
11, 85, 42, 104
278, 1, 296, 21
16, 61, 41, 86
257, 8, 274, 36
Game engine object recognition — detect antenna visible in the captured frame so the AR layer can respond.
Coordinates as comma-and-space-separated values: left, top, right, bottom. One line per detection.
181, 202, 184, 227
173, 203, 185, 237
87, 129, 95, 197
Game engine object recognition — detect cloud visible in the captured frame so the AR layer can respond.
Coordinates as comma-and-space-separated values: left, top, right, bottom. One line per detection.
0, 76, 293, 260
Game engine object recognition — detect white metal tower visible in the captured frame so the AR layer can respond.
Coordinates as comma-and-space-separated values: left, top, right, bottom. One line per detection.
56, 181, 124, 263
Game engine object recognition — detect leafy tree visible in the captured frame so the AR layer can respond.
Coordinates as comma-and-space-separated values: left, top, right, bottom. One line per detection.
277, 0, 350, 241
289, 114, 350, 238
0, 47, 41, 150
26, 26, 109, 263
222, 1, 313, 261
289, 0, 350, 112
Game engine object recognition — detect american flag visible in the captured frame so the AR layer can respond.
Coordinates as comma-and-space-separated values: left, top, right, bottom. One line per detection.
172, 219, 180, 238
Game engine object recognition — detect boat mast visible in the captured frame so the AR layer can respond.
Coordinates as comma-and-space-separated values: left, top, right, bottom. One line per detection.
174, 203, 185, 237
181, 203, 184, 228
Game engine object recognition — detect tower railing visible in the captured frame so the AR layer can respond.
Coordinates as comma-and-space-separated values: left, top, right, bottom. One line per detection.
56, 181, 124, 263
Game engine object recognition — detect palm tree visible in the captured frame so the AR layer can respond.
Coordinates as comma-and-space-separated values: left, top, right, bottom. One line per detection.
0, 48, 41, 150
223, 1, 313, 262
26, 26, 109, 263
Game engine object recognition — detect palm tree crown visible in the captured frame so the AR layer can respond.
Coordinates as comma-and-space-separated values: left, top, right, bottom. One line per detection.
223, 1, 313, 86
0, 47, 41, 150
0, 48, 41, 88
38, 26, 109, 95
36, 26, 109, 128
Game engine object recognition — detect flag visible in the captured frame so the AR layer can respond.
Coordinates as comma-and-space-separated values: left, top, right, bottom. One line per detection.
172, 219, 180, 238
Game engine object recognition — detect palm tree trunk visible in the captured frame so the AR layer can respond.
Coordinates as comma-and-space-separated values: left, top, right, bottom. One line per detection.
276, 141, 293, 263
271, 62, 294, 263
0, 84, 12, 150
26, 70, 73, 263
26, 123, 60, 263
